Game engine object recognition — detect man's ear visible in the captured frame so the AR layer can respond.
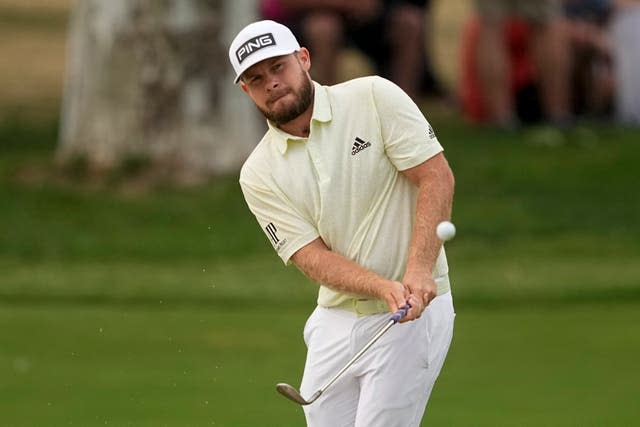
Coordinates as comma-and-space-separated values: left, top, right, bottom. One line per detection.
298, 48, 311, 72
240, 80, 249, 94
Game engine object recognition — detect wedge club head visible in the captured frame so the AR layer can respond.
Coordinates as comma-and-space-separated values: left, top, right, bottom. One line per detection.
276, 383, 321, 405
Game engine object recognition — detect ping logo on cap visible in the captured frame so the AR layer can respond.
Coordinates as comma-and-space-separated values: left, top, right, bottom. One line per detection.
236, 33, 276, 64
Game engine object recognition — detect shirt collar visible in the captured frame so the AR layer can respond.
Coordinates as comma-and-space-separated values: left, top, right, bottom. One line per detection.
269, 81, 333, 154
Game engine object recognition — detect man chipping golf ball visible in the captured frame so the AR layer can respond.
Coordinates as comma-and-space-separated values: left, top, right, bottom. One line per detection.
229, 19, 456, 427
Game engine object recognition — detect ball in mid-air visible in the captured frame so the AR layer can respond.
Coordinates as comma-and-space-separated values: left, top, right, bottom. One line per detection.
436, 221, 456, 241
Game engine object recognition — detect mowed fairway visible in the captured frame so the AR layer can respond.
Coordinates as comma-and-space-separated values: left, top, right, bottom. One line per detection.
1, 120, 639, 426
3, 302, 638, 426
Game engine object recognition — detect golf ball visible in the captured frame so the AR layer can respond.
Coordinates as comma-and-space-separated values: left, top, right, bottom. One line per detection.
436, 221, 456, 241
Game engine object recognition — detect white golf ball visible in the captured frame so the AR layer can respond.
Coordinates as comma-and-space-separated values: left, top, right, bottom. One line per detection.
436, 221, 456, 241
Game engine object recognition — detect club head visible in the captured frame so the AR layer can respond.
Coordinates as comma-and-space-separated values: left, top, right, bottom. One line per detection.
275, 383, 321, 405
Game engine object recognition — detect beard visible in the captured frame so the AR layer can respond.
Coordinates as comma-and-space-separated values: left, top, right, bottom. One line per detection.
257, 71, 314, 126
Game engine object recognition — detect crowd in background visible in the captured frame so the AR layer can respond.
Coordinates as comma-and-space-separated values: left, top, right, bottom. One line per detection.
258, 0, 640, 128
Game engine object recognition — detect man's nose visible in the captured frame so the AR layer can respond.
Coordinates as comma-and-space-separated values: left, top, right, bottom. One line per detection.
266, 74, 280, 90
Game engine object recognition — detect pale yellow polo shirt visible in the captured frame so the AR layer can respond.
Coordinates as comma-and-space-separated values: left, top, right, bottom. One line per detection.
239, 76, 450, 309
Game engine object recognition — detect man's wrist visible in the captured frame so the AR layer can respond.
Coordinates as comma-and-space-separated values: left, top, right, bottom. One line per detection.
404, 265, 433, 280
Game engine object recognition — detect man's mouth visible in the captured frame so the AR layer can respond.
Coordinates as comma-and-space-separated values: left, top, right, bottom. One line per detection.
268, 91, 289, 105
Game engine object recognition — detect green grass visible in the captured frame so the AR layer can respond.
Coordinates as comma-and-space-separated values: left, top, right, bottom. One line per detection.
0, 304, 310, 427
3, 302, 638, 427
429, 301, 640, 427
1, 118, 640, 426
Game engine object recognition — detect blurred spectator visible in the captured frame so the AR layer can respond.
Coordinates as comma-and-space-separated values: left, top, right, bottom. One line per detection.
610, 0, 640, 124
565, 0, 614, 119
472, 0, 572, 128
260, 0, 445, 101
460, 16, 543, 125
461, 1, 618, 127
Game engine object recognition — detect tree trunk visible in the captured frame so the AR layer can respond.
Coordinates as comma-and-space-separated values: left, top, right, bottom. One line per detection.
58, 0, 261, 183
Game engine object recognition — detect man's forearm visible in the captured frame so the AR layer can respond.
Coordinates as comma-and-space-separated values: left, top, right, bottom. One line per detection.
406, 179, 453, 275
291, 239, 390, 298
290, 238, 410, 313
404, 154, 455, 278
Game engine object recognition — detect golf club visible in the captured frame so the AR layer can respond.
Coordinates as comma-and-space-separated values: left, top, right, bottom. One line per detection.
276, 304, 410, 405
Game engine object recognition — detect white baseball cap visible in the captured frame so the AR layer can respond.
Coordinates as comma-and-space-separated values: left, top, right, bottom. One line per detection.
228, 20, 301, 84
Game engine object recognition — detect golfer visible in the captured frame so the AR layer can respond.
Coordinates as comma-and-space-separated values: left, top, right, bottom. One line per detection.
229, 20, 455, 427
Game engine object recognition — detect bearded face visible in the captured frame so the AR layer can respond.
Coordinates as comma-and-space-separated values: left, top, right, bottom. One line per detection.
258, 69, 313, 126
256, 61, 314, 125
241, 52, 315, 127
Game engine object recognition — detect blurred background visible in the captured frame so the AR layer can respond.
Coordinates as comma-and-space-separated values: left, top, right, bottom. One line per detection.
1, 0, 639, 426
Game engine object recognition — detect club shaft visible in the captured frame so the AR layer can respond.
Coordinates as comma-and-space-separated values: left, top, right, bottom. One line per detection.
276, 305, 408, 405
318, 319, 395, 394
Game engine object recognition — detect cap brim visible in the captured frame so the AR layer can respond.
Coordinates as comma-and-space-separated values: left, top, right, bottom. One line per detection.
233, 48, 299, 84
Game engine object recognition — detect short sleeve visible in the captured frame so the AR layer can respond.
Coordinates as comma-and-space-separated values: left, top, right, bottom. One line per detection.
371, 77, 443, 171
239, 167, 320, 264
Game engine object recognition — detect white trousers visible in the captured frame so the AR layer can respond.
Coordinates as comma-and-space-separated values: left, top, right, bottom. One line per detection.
300, 292, 455, 427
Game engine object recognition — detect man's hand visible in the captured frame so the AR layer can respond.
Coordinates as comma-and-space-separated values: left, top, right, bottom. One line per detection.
401, 268, 437, 320
377, 279, 432, 323
378, 280, 409, 315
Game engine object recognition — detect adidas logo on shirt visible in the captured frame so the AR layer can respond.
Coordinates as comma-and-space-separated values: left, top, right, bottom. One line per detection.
351, 137, 372, 156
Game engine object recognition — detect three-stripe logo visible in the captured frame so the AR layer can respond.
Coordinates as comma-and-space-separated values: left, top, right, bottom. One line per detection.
265, 222, 279, 245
